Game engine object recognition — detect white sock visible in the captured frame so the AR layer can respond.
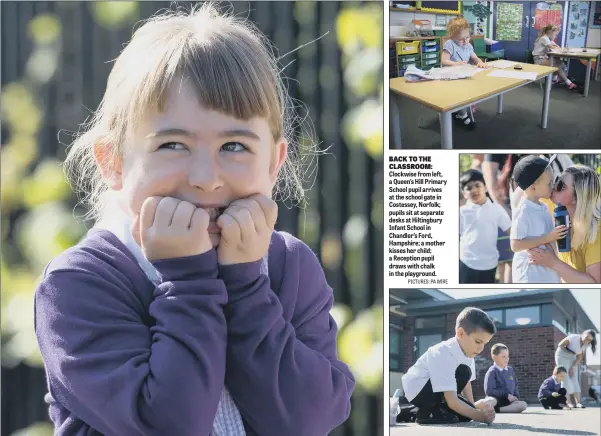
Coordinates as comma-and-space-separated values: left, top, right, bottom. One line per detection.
565, 79, 573, 85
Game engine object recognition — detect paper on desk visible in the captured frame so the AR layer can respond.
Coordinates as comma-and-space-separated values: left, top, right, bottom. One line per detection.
486, 60, 516, 69
405, 65, 481, 81
487, 69, 538, 81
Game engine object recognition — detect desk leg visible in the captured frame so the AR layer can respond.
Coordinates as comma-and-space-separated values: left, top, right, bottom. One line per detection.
390, 92, 402, 149
541, 73, 552, 129
497, 94, 503, 114
440, 111, 453, 149
584, 58, 592, 98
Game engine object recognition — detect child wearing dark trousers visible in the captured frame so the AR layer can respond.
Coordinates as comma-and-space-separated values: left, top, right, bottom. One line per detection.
401, 307, 497, 425
411, 364, 477, 423
538, 366, 568, 409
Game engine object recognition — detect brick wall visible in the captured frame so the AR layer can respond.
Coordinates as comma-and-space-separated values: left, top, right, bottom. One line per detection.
402, 324, 414, 372
471, 326, 560, 403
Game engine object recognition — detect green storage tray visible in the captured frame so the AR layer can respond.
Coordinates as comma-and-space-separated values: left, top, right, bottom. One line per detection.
422, 52, 439, 60
422, 40, 438, 47
421, 58, 439, 67
398, 54, 419, 64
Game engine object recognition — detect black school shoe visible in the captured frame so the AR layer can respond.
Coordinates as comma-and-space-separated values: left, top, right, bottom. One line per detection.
416, 403, 460, 425
453, 112, 476, 130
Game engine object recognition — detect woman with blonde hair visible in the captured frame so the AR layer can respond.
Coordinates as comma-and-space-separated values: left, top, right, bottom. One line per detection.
532, 24, 577, 90
529, 165, 601, 283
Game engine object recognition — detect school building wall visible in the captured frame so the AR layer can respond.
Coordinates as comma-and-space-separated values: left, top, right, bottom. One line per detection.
397, 312, 583, 403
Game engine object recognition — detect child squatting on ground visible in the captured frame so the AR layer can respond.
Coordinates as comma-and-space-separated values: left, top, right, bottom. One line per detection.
510, 155, 567, 283
484, 344, 528, 413
33, 4, 355, 436
538, 366, 569, 410
459, 169, 512, 284
401, 307, 498, 425
441, 17, 489, 130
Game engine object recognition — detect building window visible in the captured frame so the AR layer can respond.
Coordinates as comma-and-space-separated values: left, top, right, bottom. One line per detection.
416, 333, 442, 358
486, 309, 503, 327
390, 327, 403, 372
415, 316, 445, 329
506, 306, 541, 327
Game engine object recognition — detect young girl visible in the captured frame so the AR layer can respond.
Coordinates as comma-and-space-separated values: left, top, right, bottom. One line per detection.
459, 169, 512, 284
532, 24, 577, 90
34, 4, 354, 436
441, 17, 488, 130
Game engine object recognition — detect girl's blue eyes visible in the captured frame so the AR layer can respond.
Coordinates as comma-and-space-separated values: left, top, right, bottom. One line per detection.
158, 142, 248, 152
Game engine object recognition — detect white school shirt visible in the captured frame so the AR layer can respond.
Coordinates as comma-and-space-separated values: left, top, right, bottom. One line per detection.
460, 199, 512, 271
510, 197, 561, 284
95, 203, 247, 436
401, 337, 476, 402
532, 35, 553, 59
494, 363, 508, 372
566, 334, 585, 355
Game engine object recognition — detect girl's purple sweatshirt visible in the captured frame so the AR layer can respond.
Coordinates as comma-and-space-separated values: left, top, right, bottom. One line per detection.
34, 228, 355, 436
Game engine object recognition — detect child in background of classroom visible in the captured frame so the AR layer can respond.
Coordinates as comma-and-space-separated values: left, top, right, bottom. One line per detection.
459, 169, 512, 284
484, 344, 528, 413
510, 155, 566, 283
441, 17, 489, 130
538, 366, 569, 409
401, 307, 497, 425
33, 4, 355, 436
532, 24, 578, 90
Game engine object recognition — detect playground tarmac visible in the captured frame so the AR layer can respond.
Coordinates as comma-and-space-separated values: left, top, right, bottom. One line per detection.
391, 405, 601, 435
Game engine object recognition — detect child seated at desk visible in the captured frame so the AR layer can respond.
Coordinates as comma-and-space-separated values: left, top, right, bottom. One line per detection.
441, 17, 489, 130
532, 24, 577, 90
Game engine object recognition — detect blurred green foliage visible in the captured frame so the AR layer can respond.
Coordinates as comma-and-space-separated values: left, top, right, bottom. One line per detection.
1, 3, 383, 434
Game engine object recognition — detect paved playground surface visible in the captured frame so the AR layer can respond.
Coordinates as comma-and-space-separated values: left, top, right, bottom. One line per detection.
391, 405, 601, 436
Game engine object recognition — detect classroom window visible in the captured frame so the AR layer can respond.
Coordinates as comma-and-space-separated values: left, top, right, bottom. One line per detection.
506, 306, 541, 327
415, 316, 445, 329
390, 327, 403, 372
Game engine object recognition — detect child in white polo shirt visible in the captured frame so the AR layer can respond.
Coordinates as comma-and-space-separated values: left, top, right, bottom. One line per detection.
510, 155, 566, 283
401, 307, 497, 425
460, 169, 512, 284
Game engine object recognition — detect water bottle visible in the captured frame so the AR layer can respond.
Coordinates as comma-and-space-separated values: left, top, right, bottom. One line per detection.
554, 203, 571, 252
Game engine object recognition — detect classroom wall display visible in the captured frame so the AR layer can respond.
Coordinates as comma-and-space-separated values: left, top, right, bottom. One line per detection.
534, 2, 563, 31
496, 2, 523, 41
590, 1, 601, 29
462, 1, 492, 36
566, 1, 590, 47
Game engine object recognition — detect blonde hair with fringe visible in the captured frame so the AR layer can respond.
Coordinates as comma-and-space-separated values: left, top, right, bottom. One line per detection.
64, 2, 315, 221
565, 165, 601, 250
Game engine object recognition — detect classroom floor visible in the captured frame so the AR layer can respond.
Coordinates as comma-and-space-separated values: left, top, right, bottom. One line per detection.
392, 78, 601, 149
391, 405, 601, 435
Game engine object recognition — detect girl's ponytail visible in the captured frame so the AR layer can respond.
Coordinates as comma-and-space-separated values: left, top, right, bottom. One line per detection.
538, 24, 558, 40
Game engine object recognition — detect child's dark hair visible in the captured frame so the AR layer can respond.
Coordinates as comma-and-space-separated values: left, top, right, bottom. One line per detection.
491, 343, 508, 355
460, 169, 492, 201
456, 307, 497, 335
584, 329, 597, 354
554, 366, 567, 375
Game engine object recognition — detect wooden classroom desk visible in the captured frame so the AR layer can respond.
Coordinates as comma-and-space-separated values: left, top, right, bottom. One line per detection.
548, 49, 601, 98
390, 63, 558, 149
